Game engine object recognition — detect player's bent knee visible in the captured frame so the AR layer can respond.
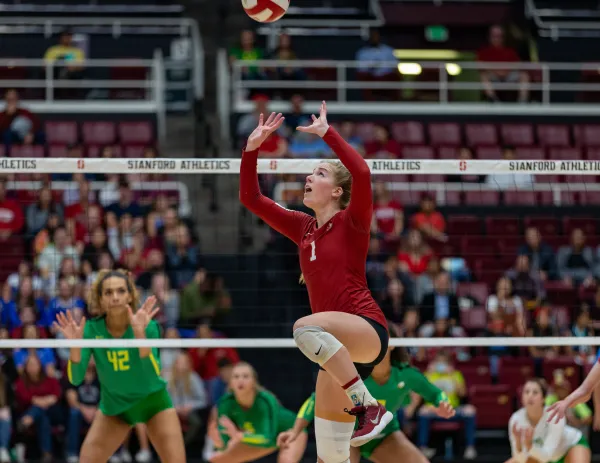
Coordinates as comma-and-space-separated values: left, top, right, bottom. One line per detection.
293, 326, 343, 366
314, 417, 353, 463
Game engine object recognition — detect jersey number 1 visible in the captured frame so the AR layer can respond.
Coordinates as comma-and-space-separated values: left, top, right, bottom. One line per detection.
310, 241, 317, 261
107, 350, 130, 371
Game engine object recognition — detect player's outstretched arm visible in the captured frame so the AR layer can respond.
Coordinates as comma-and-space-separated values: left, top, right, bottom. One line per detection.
403, 367, 456, 418
547, 361, 600, 423
128, 295, 160, 358
297, 101, 372, 231
240, 112, 312, 245
54, 310, 90, 386
278, 393, 314, 448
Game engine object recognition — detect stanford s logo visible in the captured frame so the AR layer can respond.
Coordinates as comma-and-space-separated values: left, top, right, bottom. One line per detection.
459, 160, 467, 171
77, 159, 85, 169
270, 160, 277, 170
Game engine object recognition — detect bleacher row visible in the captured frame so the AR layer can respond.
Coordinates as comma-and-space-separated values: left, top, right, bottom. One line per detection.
352, 121, 600, 150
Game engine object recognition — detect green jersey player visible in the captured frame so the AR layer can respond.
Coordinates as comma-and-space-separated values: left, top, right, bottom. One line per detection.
277, 328, 455, 463
209, 362, 307, 463
55, 269, 185, 463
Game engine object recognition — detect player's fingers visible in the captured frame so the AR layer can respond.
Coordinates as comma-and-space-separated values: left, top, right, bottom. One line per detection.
321, 101, 327, 117
296, 126, 309, 132
56, 312, 66, 326
79, 316, 86, 329
148, 307, 160, 320
52, 322, 62, 334
272, 116, 285, 131
265, 112, 276, 126
311, 114, 317, 122
258, 113, 264, 126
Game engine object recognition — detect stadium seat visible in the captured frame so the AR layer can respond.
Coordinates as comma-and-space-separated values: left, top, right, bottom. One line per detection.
469, 395, 513, 429
118, 121, 153, 145
548, 148, 582, 160
476, 146, 502, 160
390, 122, 425, 145
45, 121, 78, 145
498, 358, 535, 391
542, 358, 582, 385
0, 146, 5, 157
553, 305, 571, 329
124, 145, 146, 158
82, 121, 117, 145
10, 145, 44, 158
438, 147, 458, 159
524, 217, 560, 236
446, 216, 483, 236
537, 125, 571, 147
544, 281, 578, 307
428, 123, 462, 146
469, 384, 511, 397
460, 236, 497, 257
515, 147, 546, 160
501, 123, 534, 146
574, 124, 600, 147
497, 236, 522, 256
464, 191, 500, 206
456, 283, 490, 304
485, 217, 521, 236
461, 307, 488, 332
460, 363, 492, 386
465, 123, 498, 147
443, 191, 462, 206
580, 192, 600, 205
87, 145, 123, 158
402, 146, 435, 159
504, 191, 537, 206
562, 217, 598, 236
586, 147, 600, 160
48, 145, 68, 158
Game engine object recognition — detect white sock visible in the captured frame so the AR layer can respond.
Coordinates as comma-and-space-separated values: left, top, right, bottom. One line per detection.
343, 377, 378, 407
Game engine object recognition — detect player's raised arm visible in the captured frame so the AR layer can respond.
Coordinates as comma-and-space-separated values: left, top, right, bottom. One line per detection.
297, 101, 372, 231
239, 112, 312, 245
127, 295, 160, 359
54, 310, 90, 386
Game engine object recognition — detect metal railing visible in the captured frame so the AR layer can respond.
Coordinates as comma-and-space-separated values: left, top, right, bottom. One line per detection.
0, 16, 204, 106
224, 59, 600, 114
525, 0, 600, 39
0, 55, 166, 142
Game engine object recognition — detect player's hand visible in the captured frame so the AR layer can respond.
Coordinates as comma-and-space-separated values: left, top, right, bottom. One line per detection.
296, 101, 330, 138
433, 401, 456, 419
277, 429, 299, 448
523, 427, 533, 451
54, 310, 86, 339
246, 112, 285, 151
128, 295, 159, 337
546, 400, 568, 424
218, 416, 240, 439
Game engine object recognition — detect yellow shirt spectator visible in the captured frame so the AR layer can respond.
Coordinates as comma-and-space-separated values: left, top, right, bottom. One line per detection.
44, 45, 85, 64
425, 369, 465, 409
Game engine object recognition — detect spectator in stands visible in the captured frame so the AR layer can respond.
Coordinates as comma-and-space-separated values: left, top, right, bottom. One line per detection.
43, 29, 85, 85
0, 178, 24, 240
505, 254, 545, 311
411, 195, 447, 242
37, 226, 79, 284
379, 278, 412, 325
283, 94, 311, 138
415, 257, 442, 305
14, 355, 62, 463
420, 272, 460, 326
26, 186, 63, 240
338, 122, 364, 152
486, 146, 534, 190
107, 213, 137, 262
161, 327, 182, 381
13, 276, 45, 318
136, 249, 170, 290
0, 370, 10, 463
166, 223, 200, 288
585, 287, 600, 330
528, 307, 560, 366
32, 212, 61, 258
365, 238, 388, 293
106, 178, 142, 220
157, 207, 181, 248
485, 313, 517, 371
566, 309, 596, 364
143, 272, 179, 328
0, 89, 43, 146
6, 261, 43, 295
396, 308, 424, 359
518, 227, 557, 281
398, 229, 433, 276
236, 94, 270, 146
557, 228, 595, 288
267, 33, 305, 96
81, 227, 110, 277
486, 276, 526, 336
477, 24, 529, 103
382, 255, 417, 302
286, 95, 329, 158
188, 322, 239, 404
418, 351, 477, 460
365, 125, 401, 158
45, 277, 85, 326
372, 181, 404, 251
14, 324, 55, 377
180, 270, 231, 328
356, 29, 399, 101
65, 362, 100, 463
168, 352, 210, 447
447, 147, 485, 183
229, 29, 265, 81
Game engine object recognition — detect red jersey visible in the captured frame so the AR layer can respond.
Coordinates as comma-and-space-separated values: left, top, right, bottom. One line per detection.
240, 127, 387, 329
373, 200, 403, 234
188, 345, 240, 380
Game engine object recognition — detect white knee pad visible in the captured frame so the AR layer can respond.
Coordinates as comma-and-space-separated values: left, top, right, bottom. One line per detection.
314, 417, 354, 463
293, 325, 343, 366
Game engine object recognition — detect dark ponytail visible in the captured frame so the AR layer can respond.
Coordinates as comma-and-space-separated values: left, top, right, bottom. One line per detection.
388, 322, 411, 369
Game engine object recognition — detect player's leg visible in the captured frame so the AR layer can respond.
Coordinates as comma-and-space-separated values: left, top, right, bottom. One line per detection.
79, 412, 132, 463
134, 424, 152, 462
564, 443, 591, 463
368, 431, 429, 463
294, 312, 391, 445
145, 408, 186, 463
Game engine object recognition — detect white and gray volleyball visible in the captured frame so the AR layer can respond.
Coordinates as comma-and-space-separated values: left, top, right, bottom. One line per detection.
242, 0, 290, 22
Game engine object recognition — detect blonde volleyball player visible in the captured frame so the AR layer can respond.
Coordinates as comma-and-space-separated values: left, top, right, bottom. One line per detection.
240, 103, 393, 463
508, 379, 590, 463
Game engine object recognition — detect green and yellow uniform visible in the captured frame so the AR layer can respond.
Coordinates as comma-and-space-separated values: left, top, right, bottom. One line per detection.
67, 317, 172, 425
216, 390, 298, 449
298, 364, 447, 458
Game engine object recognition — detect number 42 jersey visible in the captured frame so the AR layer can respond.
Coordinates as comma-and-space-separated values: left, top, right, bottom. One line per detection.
67, 317, 167, 416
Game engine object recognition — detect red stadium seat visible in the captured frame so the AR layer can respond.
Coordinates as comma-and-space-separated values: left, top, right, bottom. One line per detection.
544, 281, 578, 308
465, 123, 498, 147
474, 256, 513, 286
515, 147, 546, 160
501, 124, 534, 146
464, 191, 500, 206
537, 125, 571, 147
0, 145, 6, 157
460, 363, 492, 386
394, 190, 421, 206
524, 217, 560, 236
562, 217, 598, 236
10, 145, 44, 158
498, 236, 522, 256
438, 146, 458, 159
586, 147, 600, 160
574, 125, 600, 147
390, 122, 425, 145
469, 395, 513, 429
87, 145, 123, 158
402, 146, 435, 159
469, 384, 512, 397
553, 305, 571, 329
580, 192, 600, 205
446, 216, 482, 236
476, 146, 502, 160
461, 307, 488, 332
45, 121, 78, 145
542, 358, 582, 385
444, 191, 462, 206
47, 145, 67, 158
534, 174, 561, 184
123, 145, 146, 158
460, 236, 497, 257
410, 174, 445, 183
82, 121, 117, 145
118, 121, 153, 144
457, 283, 490, 304
498, 359, 535, 391
504, 191, 537, 206
428, 123, 462, 146
485, 217, 521, 236
548, 148, 582, 160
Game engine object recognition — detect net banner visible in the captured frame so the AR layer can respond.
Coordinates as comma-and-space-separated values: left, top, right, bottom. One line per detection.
1, 157, 599, 174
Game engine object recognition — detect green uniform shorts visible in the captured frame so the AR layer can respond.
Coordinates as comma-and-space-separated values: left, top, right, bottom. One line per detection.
359, 416, 401, 458
114, 388, 173, 426
551, 435, 590, 463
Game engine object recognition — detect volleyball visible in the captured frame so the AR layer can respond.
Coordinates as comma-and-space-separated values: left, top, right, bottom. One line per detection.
242, 0, 290, 23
